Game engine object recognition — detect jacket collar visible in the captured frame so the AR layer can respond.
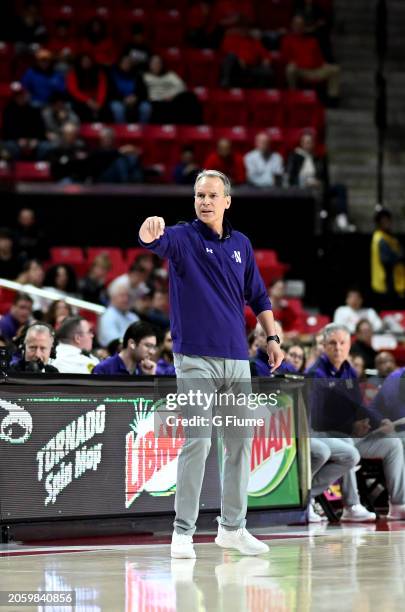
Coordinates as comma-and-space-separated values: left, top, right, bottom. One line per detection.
192, 218, 232, 242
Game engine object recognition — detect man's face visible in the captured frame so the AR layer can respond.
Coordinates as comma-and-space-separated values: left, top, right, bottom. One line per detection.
375, 352, 396, 377
324, 330, 351, 368
346, 291, 362, 310
256, 133, 270, 154
132, 335, 157, 362
25, 331, 53, 364
112, 289, 130, 311
357, 322, 372, 343
75, 320, 94, 352
217, 139, 231, 158
194, 176, 230, 230
11, 299, 32, 324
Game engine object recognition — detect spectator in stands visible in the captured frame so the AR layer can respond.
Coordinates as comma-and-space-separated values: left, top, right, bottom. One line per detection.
187, 1, 220, 48
305, 331, 324, 370
285, 343, 306, 373
9, 322, 58, 373
247, 330, 259, 358
13, 208, 48, 263
213, 0, 255, 33
133, 285, 170, 331
144, 55, 202, 125
45, 299, 73, 330
42, 92, 80, 146
123, 24, 151, 73
1, 82, 51, 161
268, 280, 298, 335
349, 353, 367, 382
92, 321, 159, 375
47, 19, 77, 72
16, 258, 47, 314
108, 255, 155, 309
48, 122, 88, 184
44, 264, 78, 300
156, 328, 176, 375
12, 1, 47, 53
80, 17, 116, 67
371, 366, 405, 440
375, 351, 397, 379
295, 0, 334, 62
53, 316, 99, 374
0, 228, 21, 280
220, 23, 273, 88
204, 139, 246, 185
0, 292, 33, 341
173, 146, 201, 185
307, 323, 405, 522
78, 253, 111, 305
333, 288, 383, 334
287, 130, 353, 232
21, 48, 65, 107
66, 54, 109, 122
281, 14, 340, 105
371, 209, 405, 308
244, 132, 284, 188
85, 128, 144, 184
350, 319, 377, 370
108, 54, 151, 125
98, 285, 139, 347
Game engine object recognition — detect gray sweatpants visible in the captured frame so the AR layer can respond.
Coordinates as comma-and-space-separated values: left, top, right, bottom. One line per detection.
173, 353, 253, 536
311, 437, 360, 498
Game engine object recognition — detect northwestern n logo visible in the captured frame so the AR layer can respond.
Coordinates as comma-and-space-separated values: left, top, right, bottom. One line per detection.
233, 250, 242, 263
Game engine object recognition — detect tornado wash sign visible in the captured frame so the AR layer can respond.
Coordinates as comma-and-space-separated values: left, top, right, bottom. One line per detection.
125, 395, 296, 508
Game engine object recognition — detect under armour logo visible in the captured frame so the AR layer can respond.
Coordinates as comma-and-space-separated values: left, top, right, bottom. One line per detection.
206, 248, 213, 254
232, 250, 242, 263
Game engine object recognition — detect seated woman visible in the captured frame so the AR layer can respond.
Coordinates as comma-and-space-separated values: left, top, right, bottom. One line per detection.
66, 54, 110, 122
143, 55, 202, 125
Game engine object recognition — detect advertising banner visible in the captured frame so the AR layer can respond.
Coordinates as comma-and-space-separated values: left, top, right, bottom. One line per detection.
0, 377, 306, 522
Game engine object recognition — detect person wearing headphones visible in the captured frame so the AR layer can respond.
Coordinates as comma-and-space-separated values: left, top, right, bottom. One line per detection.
10, 323, 59, 373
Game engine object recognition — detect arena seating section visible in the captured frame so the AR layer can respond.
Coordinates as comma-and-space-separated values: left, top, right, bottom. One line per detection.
0, 0, 329, 183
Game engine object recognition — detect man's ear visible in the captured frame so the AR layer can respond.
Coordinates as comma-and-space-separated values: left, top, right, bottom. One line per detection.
225, 196, 231, 209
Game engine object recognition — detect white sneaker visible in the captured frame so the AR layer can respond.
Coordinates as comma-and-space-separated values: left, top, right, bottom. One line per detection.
215, 525, 269, 555
171, 531, 196, 559
340, 504, 376, 522
386, 504, 405, 520
308, 502, 323, 523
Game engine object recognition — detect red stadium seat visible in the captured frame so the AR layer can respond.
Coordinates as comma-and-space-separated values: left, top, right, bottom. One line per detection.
285, 90, 324, 128
213, 126, 249, 154
126, 248, 152, 267
114, 124, 144, 148
192, 86, 210, 123
14, 162, 51, 182
143, 125, 180, 166
254, 249, 289, 284
153, 10, 184, 48
184, 49, 220, 88
299, 313, 331, 334
76, 6, 112, 24
49, 246, 87, 276
246, 89, 285, 127
178, 125, 214, 165
115, 8, 152, 40
80, 123, 107, 147
380, 311, 405, 331
0, 287, 15, 314
209, 89, 248, 126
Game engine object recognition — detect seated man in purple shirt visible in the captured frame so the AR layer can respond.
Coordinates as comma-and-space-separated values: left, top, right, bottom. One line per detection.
92, 321, 160, 376
307, 323, 405, 521
371, 367, 405, 429
0, 292, 33, 341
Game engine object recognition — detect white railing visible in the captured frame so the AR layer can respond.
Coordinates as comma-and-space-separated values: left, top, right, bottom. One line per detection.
0, 278, 105, 314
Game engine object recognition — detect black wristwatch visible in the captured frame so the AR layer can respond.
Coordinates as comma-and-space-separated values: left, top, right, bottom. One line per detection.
267, 335, 280, 344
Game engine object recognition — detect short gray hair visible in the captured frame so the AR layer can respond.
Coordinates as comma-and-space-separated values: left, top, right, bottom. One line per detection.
194, 170, 231, 196
25, 324, 54, 343
322, 323, 351, 341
